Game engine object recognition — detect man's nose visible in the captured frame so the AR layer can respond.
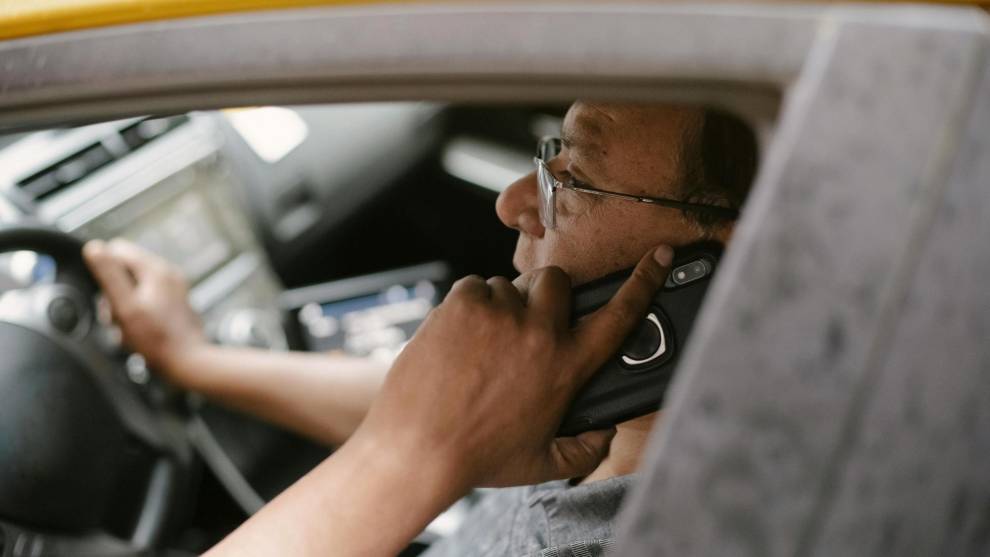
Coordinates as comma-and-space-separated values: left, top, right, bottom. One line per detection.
496, 171, 545, 238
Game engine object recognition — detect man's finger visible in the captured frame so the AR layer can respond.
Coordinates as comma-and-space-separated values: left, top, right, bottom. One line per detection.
448, 274, 491, 300
83, 240, 137, 311
524, 266, 572, 329
486, 276, 523, 308
574, 245, 674, 371
547, 428, 616, 480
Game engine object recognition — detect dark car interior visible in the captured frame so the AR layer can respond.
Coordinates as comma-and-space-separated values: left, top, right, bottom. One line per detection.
0, 102, 573, 555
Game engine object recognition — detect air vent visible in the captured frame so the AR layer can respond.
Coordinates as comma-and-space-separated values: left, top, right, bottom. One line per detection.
120, 115, 190, 151
13, 114, 190, 203
15, 141, 115, 201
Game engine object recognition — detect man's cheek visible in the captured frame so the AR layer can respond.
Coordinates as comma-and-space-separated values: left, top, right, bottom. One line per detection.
512, 236, 535, 274
516, 233, 556, 272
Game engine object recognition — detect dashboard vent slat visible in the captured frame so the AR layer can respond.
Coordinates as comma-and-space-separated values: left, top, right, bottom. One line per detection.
16, 142, 116, 201
13, 114, 190, 204
120, 115, 190, 151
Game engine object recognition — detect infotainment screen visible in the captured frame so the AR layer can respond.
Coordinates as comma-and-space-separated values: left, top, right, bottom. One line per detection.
72, 156, 244, 286
280, 262, 450, 360
125, 191, 232, 281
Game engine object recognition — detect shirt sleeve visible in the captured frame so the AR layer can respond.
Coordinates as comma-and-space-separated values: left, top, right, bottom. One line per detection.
421, 486, 538, 557
524, 537, 615, 557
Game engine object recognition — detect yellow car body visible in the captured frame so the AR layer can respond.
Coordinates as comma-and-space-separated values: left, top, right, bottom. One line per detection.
0, 0, 411, 40
1, 0, 987, 41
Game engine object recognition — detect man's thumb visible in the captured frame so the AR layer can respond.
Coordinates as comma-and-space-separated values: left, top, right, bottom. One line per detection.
550, 428, 617, 479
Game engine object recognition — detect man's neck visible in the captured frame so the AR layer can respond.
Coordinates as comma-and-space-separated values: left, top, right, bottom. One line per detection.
578, 412, 659, 484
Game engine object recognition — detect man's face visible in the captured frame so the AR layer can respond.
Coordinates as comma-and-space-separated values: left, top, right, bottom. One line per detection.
496, 102, 722, 284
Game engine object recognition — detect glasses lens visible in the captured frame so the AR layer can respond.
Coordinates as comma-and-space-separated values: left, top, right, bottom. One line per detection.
536, 160, 556, 229
537, 137, 562, 161
535, 137, 563, 230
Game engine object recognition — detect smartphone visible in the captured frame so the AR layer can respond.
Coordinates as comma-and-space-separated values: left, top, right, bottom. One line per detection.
558, 243, 722, 437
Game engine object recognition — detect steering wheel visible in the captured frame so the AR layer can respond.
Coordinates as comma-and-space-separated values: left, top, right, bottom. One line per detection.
0, 225, 194, 555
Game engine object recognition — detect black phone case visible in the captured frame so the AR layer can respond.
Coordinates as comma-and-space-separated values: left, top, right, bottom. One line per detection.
558, 243, 722, 437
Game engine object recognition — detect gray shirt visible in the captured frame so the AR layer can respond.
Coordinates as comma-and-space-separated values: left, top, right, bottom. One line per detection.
423, 475, 634, 557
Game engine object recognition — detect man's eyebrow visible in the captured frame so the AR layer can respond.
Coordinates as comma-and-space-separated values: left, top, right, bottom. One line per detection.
560, 129, 578, 149
561, 128, 604, 165
560, 129, 608, 186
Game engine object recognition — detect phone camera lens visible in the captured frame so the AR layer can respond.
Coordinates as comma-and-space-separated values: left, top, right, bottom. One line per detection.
669, 259, 712, 286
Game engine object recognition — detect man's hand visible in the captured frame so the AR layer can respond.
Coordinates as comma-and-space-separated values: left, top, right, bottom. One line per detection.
82, 238, 207, 383
206, 245, 674, 557
354, 244, 675, 491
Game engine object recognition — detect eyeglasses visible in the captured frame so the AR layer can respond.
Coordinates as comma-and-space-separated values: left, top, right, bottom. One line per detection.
533, 136, 740, 230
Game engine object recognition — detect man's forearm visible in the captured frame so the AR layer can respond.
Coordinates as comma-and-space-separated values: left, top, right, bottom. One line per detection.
174, 346, 388, 446
204, 432, 462, 557
82, 239, 388, 446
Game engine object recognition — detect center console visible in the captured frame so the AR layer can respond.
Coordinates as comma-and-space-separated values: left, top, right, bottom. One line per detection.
0, 114, 286, 350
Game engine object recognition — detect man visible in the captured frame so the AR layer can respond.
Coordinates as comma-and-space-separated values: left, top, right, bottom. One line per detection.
83, 101, 757, 555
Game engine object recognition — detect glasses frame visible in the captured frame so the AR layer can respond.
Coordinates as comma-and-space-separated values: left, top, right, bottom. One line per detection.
534, 136, 740, 229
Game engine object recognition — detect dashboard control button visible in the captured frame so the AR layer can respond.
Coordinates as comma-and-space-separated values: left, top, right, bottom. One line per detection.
47, 296, 80, 334
215, 308, 287, 350
125, 354, 151, 385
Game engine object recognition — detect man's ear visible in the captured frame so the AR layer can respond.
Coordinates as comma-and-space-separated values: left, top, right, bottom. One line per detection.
676, 212, 732, 246
711, 221, 734, 245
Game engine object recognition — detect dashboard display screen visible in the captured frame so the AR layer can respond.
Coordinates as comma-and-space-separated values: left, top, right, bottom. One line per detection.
126, 192, 232, 282
73, 156, 243, 286
282, 262, 449, 361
